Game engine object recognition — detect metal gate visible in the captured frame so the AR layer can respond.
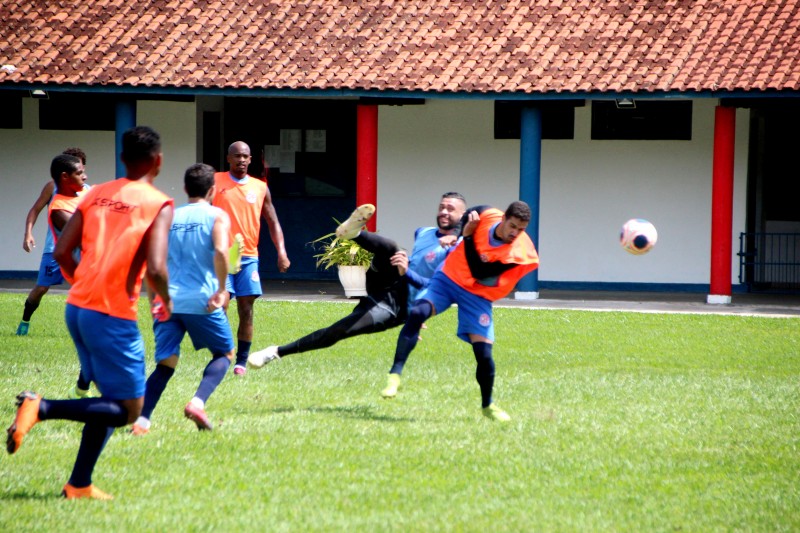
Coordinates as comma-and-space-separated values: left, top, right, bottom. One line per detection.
738, 232, 800, 292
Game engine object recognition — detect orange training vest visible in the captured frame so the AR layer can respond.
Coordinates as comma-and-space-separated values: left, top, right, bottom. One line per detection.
442, 208, 539, 301
212, 172, 267, 257
66, 178, 172, 320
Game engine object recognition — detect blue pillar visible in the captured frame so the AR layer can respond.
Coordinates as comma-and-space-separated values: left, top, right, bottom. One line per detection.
115, 100, 136, 178
517, 106, 542, 296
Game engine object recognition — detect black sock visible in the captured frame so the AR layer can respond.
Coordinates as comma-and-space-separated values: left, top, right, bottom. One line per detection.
472, 342, 496, 408
195, 355, 231, 403
235, 340, 252, 367
68, 423, 115, 488
140, 364, 176, 420
76, 371, 91, 391
389, 301, 431, 375
39, 397, 129, 427
22, 299, 39, 322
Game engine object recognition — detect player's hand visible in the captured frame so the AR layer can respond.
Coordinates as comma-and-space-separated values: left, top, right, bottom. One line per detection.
207, 290, 227, 312
461, 211, 480, 237
390, 250, 409, 276
277, 253, 291, 273
23, 235, 35, 253
151, 295, 172, 322
438, 234, 457, 248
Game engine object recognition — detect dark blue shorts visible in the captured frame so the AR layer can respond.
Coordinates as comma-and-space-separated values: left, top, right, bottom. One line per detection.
36, 252, 64, 287
418, 272, 494, 343
65, 304, 145, 399
153, 310, 235, 362
225, 257, 262, 298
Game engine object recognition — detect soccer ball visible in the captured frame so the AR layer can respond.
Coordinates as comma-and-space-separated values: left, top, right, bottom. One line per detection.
620, 218, 658, 255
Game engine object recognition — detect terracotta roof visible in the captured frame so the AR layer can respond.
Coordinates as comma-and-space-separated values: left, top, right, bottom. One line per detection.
1, 0, 799, 96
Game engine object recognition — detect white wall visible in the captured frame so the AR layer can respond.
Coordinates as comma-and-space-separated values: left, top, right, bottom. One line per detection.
0, 95, 749, 288
377, 99, 749, 286
0, 99, 196, 272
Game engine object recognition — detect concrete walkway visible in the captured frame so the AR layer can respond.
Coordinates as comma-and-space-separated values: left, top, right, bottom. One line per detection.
3, 278, 799, 318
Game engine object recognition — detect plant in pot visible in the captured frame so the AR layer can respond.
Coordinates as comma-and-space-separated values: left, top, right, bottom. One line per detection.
312, 231, 374, 298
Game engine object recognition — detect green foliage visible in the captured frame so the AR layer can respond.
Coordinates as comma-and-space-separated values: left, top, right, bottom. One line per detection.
312, 230, 374, 270
1, 293, 799, 531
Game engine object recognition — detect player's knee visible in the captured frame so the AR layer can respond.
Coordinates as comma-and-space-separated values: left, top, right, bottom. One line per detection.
408, 300, 433, 328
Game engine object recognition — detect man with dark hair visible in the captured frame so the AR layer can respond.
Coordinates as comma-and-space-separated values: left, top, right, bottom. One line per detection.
247, 193, 466, 368
6, 126, 174, 500
213, 141, 290, 376
381, 200, 539, 422
17, 147, 88, 337
45, 153, 96, 399
131, 163, 235, 435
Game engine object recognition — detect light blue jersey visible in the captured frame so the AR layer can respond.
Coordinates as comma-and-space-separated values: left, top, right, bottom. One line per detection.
168, 202, 223, 314
407, 226, 456, 305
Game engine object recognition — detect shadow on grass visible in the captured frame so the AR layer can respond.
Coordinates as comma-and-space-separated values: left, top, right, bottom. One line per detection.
270, 403, 415, 422
0, 489, 57, 501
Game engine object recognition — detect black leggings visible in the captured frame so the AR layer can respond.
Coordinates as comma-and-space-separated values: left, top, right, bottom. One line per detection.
279, 231, 405, 356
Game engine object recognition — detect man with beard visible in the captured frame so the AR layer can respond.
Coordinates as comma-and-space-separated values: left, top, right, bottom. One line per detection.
379, 201, 539, 422
246, 192, 467, 367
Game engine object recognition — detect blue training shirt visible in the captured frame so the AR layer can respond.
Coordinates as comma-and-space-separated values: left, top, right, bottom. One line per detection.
168, 202, 224, 315
407, 226, 456, 305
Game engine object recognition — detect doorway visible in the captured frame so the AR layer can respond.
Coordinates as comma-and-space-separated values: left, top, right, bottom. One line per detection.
212, 98, 358, 280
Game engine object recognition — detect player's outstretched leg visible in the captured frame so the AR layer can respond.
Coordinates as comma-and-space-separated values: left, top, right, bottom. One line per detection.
336, 204, 375, 240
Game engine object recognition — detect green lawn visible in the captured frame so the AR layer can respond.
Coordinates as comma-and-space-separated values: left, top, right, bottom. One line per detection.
0, 292, 798, 532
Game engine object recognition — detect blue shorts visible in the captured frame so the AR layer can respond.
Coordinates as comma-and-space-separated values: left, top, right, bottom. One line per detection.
225, 257, 262, 298
154, 310, 235, 363
418, 272, 494, 343
65, 304, 146, 400
36, 252, 64, 287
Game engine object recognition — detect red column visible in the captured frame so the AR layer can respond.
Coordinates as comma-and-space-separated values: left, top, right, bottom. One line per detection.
356, 104, 378, 232
708, 105, 736, 303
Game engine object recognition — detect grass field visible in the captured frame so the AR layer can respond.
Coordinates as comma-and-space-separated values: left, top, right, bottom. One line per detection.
0, 291, 798, 532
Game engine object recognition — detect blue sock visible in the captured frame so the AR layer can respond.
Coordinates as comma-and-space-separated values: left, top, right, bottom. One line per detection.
68, 423, 115, 488
389, 301, 431, 375
141, 364, 176, 420
235, 340, 252, 367
195, 355, 231, 403
472, 342, 496, 408
39, 398, 129, 427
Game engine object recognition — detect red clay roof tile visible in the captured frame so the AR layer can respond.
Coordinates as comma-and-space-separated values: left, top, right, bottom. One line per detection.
1, 0, 800, 95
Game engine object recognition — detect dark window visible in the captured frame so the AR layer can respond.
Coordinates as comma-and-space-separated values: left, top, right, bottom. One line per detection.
591, 100, 692, 140
0, 92, 23, 129
494, 101, 580, 140
202, 111, 222, 170
39, 93, 115, 131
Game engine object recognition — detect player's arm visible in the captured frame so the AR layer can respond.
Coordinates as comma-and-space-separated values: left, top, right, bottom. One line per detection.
461, 210, 515, 280
52, 208, 82, 283
144, 203, 174, 319
208, 210, 231, 311
260, 186, 291, 272
23, 181, 55, 252
50, 209, 71, 233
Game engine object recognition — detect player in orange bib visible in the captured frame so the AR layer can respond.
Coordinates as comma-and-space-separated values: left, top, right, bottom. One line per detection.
381, 201, 539, 422
5, 126, 174, 500
46, 153, 95, 400
213, 141, 290, 375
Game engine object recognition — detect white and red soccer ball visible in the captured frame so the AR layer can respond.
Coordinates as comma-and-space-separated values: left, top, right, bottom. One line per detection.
620, 218, 658, 255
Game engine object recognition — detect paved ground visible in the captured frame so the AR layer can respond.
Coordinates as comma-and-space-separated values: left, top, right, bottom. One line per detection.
3, 278, 799, 318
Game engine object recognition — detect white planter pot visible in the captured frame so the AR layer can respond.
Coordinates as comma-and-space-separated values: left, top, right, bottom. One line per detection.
337, 265, 368, 298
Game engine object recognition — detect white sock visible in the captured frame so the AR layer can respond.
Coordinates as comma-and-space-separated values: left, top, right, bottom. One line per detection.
134, 416, 151, 430
190, 397, 205, 410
